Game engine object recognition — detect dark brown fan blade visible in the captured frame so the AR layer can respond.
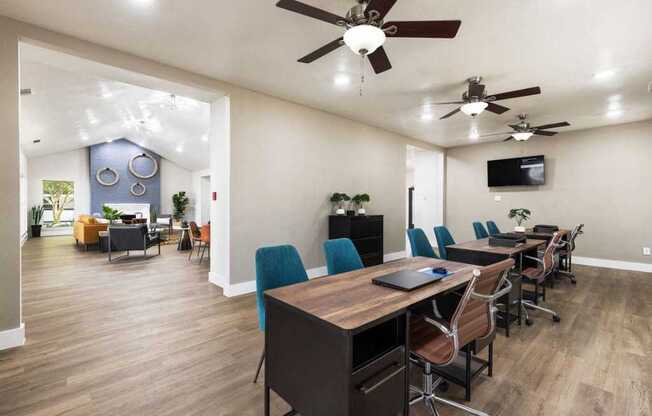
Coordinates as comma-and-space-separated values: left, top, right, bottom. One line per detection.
532, 121, 570, 130
298, 38, 344, 63
276, 0, 345, 26
383, 20, 462, 38
503, 136, 514, 142
365, 0, 397, 20
367, 46, 392, 74
439, 108, 461, 120
490, 87, 541, 101
533, 130, 557, 136
486, 102, 510, 114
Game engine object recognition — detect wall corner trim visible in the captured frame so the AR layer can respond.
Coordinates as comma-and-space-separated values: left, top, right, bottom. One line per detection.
0, 323, 25, 351
572, 256, 652, 273
221, 251, 408, 298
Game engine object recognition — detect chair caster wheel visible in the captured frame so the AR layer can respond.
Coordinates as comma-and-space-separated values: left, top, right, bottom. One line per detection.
553, 315, 561, 323
438, 381, 449, 393
525, 319, 533, 326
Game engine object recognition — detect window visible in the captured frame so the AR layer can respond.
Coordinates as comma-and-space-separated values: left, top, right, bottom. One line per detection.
42, 180, 75, 227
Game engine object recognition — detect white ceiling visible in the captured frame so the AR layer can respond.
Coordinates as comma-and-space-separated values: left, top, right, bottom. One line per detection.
3, 0, 652, 147
20, 44, 211, 170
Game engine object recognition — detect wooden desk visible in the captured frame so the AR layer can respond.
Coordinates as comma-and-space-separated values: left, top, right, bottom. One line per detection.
446, 238, 546, 337
264, 257, 479, 416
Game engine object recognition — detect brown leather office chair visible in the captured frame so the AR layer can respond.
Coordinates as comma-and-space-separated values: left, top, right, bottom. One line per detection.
521, 232, 563, 324
409, 259, 515, 416
557, 224, 584, 284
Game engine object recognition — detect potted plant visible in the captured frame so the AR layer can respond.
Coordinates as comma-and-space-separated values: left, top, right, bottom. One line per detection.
330, 193, 350, 215
508, 208, 531, 232
172, 191, 190, 223
102, 205, 123, 224
352, 193, 370, 215
30, 205, 44, 238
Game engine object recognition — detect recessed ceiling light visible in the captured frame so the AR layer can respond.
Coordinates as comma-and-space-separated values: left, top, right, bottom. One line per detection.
593, 69, 616, 80
106, 138, 113, 143
469, 129, 479, 140
420, 113, 434, 121
80, 133, 89, 141
606, 110, 624, 119
334, 74, 351, 87
608, 101, 622, 111
176, 146, 183, 152
201, 135, 209, 142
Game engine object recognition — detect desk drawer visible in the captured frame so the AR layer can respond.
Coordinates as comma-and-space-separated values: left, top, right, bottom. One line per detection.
351, 346, 405, 416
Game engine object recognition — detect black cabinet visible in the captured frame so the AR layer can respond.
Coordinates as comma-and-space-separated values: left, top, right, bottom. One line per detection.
329, 215, 384, 266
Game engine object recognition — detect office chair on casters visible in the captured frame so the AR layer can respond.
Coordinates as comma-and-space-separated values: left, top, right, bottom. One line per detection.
557, 224, 584, 284
409, 259, 515, 416
520, 232, 563, 325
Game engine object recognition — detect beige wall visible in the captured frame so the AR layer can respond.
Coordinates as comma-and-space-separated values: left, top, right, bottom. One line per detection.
0, 15, 442, 327
445, 120, 652, 264
0, 23, 21, 332
229, 88, 439, 284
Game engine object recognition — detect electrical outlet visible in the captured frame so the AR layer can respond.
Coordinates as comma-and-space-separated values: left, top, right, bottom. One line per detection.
643, 247, 651, 256
494, 195, 502, 202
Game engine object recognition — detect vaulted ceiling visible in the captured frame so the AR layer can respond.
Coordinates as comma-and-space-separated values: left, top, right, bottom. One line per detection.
3, 0, 652, 147
20, 44, 210, 170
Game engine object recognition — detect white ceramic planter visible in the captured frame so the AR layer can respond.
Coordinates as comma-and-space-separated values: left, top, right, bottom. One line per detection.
514, 226, 526, 233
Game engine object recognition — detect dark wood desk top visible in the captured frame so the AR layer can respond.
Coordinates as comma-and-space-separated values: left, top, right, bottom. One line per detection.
446, 238, 547, 256
265, 257, 478, 331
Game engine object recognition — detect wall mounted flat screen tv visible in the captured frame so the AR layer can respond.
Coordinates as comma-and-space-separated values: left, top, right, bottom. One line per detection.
487, 155, 545, 187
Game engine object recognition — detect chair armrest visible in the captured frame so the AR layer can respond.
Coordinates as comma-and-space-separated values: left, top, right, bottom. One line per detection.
471, 278, 513, 302
524, 255, 543, 265
423, 316, 455, 337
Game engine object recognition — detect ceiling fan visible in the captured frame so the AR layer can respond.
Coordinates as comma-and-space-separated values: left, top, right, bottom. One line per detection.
275, 0, 462, 75
434, 76, 542, 119
480, 114, 571, 142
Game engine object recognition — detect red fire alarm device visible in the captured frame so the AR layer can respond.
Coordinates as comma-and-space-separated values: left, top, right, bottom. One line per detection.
212, 192, 217, 201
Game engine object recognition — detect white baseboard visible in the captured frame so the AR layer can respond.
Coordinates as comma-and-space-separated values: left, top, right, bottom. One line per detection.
223, 280, 257, 297
220, 251, 407, 298
572, 256, 652, 273
0, 323, 25, 351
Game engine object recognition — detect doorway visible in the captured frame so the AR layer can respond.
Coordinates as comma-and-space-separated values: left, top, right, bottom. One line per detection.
406, 145, 444, 253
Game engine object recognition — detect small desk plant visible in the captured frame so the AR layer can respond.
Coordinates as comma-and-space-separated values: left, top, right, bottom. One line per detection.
352, 193, 370, 215
330, 193, 350, 215
30, 205, 44, 238
508, 208, 531, 232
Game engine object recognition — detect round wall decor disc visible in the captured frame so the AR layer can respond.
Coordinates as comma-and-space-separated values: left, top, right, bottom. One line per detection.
96, 167, 119, 186
129, 152, 159, 179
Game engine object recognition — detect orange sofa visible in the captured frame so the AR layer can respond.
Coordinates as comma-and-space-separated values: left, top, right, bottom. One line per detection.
73, 215, 108, 249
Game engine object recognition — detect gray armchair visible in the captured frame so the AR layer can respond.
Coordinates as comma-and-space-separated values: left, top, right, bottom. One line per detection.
108, 224, 161, 262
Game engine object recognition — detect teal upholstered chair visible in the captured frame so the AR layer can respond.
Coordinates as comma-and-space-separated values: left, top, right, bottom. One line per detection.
407, 228, 438, 258
253, 244, 308, 383
323, 238, 364, 275
486, 221, 501, 236
473, 222, 489, 239
433, 226, 456, 260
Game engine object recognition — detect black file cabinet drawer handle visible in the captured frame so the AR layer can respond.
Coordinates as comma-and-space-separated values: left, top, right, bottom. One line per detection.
358, 363, 405, 395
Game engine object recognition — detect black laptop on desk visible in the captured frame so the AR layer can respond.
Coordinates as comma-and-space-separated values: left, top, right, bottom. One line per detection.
372, 270, 448, 292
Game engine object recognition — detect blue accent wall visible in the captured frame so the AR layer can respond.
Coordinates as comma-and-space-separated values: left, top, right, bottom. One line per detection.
89, 139, 161, 215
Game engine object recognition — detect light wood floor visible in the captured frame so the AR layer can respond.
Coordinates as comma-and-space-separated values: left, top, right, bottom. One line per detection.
1, 237, 650, 415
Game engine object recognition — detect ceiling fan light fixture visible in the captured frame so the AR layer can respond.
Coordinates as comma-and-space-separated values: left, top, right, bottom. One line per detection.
343, 24, 386, 55
512, 132, 534, 141
460, 101, 488, 117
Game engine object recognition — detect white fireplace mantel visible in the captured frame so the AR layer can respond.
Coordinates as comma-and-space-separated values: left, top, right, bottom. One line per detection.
105, 203, 150, 222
